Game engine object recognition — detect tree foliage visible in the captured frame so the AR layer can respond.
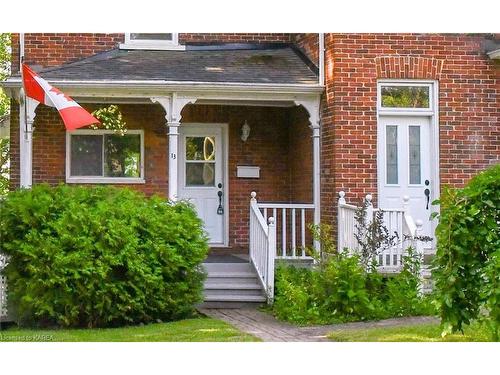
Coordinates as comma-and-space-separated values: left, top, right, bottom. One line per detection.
432, 164, 500, 340
90, 105, 128, 135
0, 33, 11, 117
0, 33, 11, 195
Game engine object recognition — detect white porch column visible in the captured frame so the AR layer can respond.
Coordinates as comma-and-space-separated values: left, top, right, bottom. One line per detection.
151, 94, 196, 201
295, 97, 322, 252
19, 92, 39, 188
311, 120, 321, 251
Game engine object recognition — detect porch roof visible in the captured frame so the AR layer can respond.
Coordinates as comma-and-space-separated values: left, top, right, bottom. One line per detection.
25, 44, 319, 85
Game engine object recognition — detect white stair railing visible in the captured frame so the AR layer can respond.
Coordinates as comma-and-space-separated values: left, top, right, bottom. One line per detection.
337, 191, 424, 272
249, 192, 276, 303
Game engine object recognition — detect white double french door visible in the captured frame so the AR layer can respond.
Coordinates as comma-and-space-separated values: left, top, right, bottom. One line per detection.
178, 124, 227, 246
378, 116, 436, 244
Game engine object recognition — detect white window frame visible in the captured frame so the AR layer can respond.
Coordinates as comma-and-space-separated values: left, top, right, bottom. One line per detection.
66, 129, 145, 184
377, 80, 434, 115
119, 33, 185, 51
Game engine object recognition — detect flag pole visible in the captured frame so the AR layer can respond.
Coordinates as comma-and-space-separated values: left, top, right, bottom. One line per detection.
18, 33, 32, 188
19, 33, 28, 139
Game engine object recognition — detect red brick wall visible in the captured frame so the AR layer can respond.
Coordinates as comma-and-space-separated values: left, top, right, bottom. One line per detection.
11, 34, 124, 72
10, 33, 295, 71
288, 106, 313, 203
321, 33, 499, 230
294, 33, 319, 66
179, 33, 294, 44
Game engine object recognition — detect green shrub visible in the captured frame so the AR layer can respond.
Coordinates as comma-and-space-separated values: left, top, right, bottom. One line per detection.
273, 225, 435, 325
273, 265, 320, 324
432, 164, 500, 340
0, 184, 209, 328
385, 247, 434, 317
274, 252, 383, 325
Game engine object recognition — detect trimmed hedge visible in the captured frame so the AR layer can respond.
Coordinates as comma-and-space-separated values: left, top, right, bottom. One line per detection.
0, 184, 209, 328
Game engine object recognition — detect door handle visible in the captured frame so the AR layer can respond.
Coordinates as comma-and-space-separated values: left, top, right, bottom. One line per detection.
217, 190, 224, 215
424, 188, 430, 210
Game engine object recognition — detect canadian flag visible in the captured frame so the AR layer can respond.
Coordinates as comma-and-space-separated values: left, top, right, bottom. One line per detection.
22, 64, 99, 130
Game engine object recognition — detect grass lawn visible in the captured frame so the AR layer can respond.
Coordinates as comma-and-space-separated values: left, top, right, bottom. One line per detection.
0, 317, 259, 342
328, 322, 495, 342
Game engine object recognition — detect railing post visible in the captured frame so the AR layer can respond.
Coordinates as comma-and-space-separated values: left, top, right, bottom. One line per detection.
402, 195, 410, 215
249, 192, 257, 256
267, 217, 276, 304
338, 190, 346, 205
338, 191, 346, 252
365, 194, 374, 226
415, 219, 426, 294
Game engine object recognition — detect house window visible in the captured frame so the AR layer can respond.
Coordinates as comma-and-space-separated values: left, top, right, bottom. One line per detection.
66, 130, 144, 184
379, 83, 432, 110
120, 33, 184, 50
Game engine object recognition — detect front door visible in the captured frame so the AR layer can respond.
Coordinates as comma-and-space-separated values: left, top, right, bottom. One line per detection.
178, 124, 227, 246
378, 116, 435, 246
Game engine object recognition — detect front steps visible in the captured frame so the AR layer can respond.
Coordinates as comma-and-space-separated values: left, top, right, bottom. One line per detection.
200, 262, 267, 308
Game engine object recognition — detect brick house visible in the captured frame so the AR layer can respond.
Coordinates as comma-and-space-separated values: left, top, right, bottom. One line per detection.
1, 33, 498, 306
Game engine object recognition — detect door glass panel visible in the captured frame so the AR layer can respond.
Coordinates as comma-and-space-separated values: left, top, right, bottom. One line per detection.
386, 125, 398, 184
186, 137, 215, 161
185, 136, 216, 187
186, 163, 215, 186
381, 86, 430, 108
409, 126, 421, 184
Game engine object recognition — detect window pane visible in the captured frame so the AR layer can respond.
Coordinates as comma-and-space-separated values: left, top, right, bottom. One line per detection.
409, 126, 421, 184
381, 86, 430, 108
186, 163, 215, 186
130, 33, 173, 41
186, 137, 215, 161
104, 134, 141, 178
386, 125, 398, 184
71, 135, 103, 176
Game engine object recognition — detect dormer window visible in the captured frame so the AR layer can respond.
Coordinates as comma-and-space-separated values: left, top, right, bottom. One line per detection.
120, 33, 185, 50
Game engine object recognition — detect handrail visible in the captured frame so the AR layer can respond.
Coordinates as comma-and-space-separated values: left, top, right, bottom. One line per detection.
257, 203, 315, 209
249, 192, 276, 303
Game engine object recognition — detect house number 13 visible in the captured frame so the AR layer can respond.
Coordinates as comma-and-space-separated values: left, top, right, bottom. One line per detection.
170, 153, 176, 159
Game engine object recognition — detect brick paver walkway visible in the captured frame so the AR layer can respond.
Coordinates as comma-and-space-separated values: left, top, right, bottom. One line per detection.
199, 308, 439, 342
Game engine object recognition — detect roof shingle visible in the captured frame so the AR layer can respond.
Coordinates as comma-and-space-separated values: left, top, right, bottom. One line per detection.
39, 45, 319, 85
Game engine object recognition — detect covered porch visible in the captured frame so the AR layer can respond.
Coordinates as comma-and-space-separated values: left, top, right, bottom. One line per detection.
1, 44, 323, 308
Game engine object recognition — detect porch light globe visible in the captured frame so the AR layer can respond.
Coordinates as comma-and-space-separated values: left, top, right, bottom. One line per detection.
241, 121, 251, 142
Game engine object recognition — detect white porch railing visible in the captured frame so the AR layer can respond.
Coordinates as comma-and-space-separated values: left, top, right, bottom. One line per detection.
337, 191, 424, 273
258, 202, 315, 259
249, 192, 276, 303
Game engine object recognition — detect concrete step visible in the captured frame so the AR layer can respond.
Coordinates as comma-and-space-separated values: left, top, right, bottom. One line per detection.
203, 294, 266, 303
204, 282, 262, 290
205, 272, 259, 284
205, 288, 264, 297
202, 260, 266, 304
203, 262, 253, 273
198, 301, 265, 309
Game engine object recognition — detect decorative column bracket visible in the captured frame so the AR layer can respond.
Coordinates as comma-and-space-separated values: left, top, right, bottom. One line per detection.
150, 94, 197, 201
